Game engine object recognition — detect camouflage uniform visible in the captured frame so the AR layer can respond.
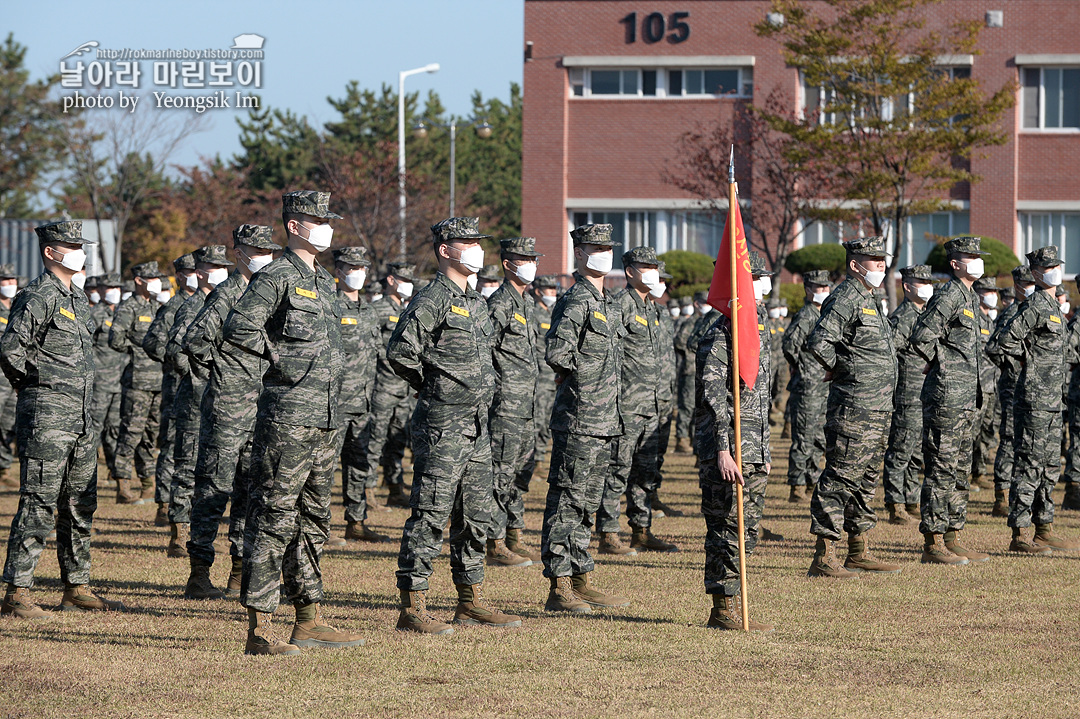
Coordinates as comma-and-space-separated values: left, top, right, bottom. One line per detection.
782, 270, 830, 490
654, 262, 677, 489
971, 278, 1000, 485
224, 192, 345, 615
1063, 304, 1080, 502
988, 266, 1035, 493
390, 218, 497, 591
0, 265, 18, 478
673, 296, 697, 443
1, 222, 97, 588
531, 275, 560, 469
88, 272, 126, 476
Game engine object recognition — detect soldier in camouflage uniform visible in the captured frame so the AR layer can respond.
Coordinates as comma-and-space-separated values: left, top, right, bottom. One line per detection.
806, 237, 901, 578
182, 226, 281, 600
541, 223, 630, 615
1062, 277, 1080, 511
109, 262, 165, 505
143, 254, 197, 519
971, 278, 1001, 491
673, 295, 697, 454
486, 237, 545, 567
651, 261, 682, 517
0, 264, 20, 488
476, 264, 501, 299
695, 251, 774, 631
88, 272, 126, 482
389, 217, 521, 634
597, 246, 678, 554
530, 275, 560, 471
0, 221, 123, 618
881, 265, 933, 525
782, 270, 831, 503
223, 191, 362, 655
991, 246, 1080, 554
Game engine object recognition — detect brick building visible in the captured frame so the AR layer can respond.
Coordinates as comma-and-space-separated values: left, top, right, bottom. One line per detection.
522, 0, 1080, 276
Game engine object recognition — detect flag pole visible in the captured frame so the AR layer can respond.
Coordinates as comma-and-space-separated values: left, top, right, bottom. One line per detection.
728, 146, 750, 632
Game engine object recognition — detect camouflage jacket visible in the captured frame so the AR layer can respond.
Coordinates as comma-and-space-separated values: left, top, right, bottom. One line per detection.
1068, 314, 1080, 404
336, 291, 379, 417
487, 281, 538, 419
673, 314, 695, 378
687, 310, 716, 355
90, 302, 126, 394
991, 288, 1075, 412
0, 302, 10, 391
657, 304, 676, 405
910, 278, 984, 411
166, 291, 208, 429
109, 293, 163, 391
0, 271, 95, 437
143, 291, 188, 374
888, 300, 925, 407
695, 305, 771, 464
222, 249, 344, 430
807, 276, 896, 413
369, 295, 411, 400
387, 272, 495, 436
977, 310, 999, 398
533, 299, 556, 387
612, 286, 662, 418
546, 272, 624, 438
782, 303, 826, 396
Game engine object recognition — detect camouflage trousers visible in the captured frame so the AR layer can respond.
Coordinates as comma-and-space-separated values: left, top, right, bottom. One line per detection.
882, 402, 923, 506
154, 374, 178, 504
241, 420, 337, 614
0, 382, 14, 470
167, 414, 201, 525
187, 421, 254, 566
971, 392, 998, 482
541, 431, 613, 579
395, 420, 492, 591
993, 378, 1018, 491
89, 386, 120, 476
597, 412, 661, 532
113, 386, 160, 492
919, 406, 976, 535
655, 400, 674, 487
533, 381, 556, 466
361, 389, 410, 490
810, 405, 889, 540
2, 427, 98, 588
489, 415, 535, 538
675, 370, 695, 440
1062, 397, 1080, 485
701, 460, 767, 596
338, 413, 372, 524
787, 387, 828, 487
1009, 408, 1063, 529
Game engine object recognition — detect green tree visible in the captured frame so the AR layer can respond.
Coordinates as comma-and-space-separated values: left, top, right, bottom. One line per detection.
784, 243, 848, 282
658, 249, 714, 298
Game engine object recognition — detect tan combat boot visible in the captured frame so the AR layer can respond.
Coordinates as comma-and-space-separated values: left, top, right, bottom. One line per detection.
788, 485, 806, 504
598, 532, 637, 556
245, 609, 300, 656
808, 537, 859, 578
289, 603, 365, 648
344, 521, 390, 543
1033, 523, 1080, 552
167, 522, 189, 559
991, 488, 1009, 517
504, 527, 541, 562
60, 585, 124, 612
224, 556, 243, 599
630, 527, 679, 553
385, 484, 411, 508
184, 559, 224, 600
905, 503, 921, 520
115, 477, 140, 504
1062, 483, 1080, 511
921, 533, 969, 565
844, 532, 901, 574
1009, 527, 1052, 555
570, 573, 630, 608
943, 529, 990, 563
544, 576, 591, 614
140, 485, 155, 502
486, 538, 532, 567
706, 594, 774, 632
154, 503, 168, 527
365, 486, 391, 514
886, 503, 911, 526
674, 437, 693, 454
1, 585, 51, 619
453, 583, 522, 627
650, 492, 684, 517
396, 590, 454, 635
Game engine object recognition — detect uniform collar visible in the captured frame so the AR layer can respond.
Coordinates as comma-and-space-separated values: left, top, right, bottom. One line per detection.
43, 269, 72, 296
572, 271, 603, 302
284, 248, 316, 279
434, 272, 466, 298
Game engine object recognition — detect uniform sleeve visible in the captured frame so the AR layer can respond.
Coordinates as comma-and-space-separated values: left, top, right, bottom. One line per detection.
386, 296, 438, 391
165, 308, 192, 378
487, 293, 512, 351
142, 305, 170, 362
223, 272, 280, 359
184, 296, 223, 370
700, 324, 732, 451
993, 302, 1038, 362
545, 295, 586, 377
0, 293, 41, 389
781, 310, 808, 370
890, 309, 916, 354
108, 300, 133, 353
806, 296, 848, 371
909, 290, 959, 364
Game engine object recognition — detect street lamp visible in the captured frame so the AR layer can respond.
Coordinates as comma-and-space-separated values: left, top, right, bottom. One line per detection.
413, 118, 493, 216
398, 62, 440, 259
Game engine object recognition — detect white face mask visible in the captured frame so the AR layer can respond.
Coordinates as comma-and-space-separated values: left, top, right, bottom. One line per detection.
89, 291, 100, 304
296, 221, 334, 252
145, 278, 162, 295
753, 279, 766, 301
466, 274, 477, 290
916, 284, 934, 301
122, 291, 132, 300
648, 281, 666, 299
206, 268, 228, 287
857, 262, 886, 289
768, 307, 781, 319
185, 273, 199, 290
812, 291, 829, 305
371, 293, 383, 302
71, 272, 86, 289
156, 290, 171, 304
699, 305, 713, 315
780, 307, 788, 317
395, 280, 414, 298
682, 306, 694, 316
105, 288, 121, 305
584, 249, 613, 274
639, 268, 660, 289
1062, 302, 1072, 315
963, 257, 985, 280
757, 276, 773, 297
452, 245, 485, 274
1023, 285, 1036, 298
988, 309, 998, 321
343, 269, 366, 291
981, 293, 998, 309
480, 285, 498, 298
55, 247, 87, 272
242, 249, 274, 274
669, 307, 681, 318
513, 261, 537, 284
881, 299, 889, 313
0, 285, 16, 299
1041, 266, 1063, 287
539, 294, 556, 307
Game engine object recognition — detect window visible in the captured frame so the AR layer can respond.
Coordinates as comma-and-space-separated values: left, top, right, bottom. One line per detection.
571, 69, 656, 97
906, 211, 970, 266
799, 219, 865, 246
801, 66, 972, 127
1022, 67, 1080, 129
668, 67, 752, 97
570, 67, 750, 98
1019, 213, 1080, 276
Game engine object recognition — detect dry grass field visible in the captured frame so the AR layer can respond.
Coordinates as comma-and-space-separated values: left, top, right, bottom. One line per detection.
2, 426, 1079, 719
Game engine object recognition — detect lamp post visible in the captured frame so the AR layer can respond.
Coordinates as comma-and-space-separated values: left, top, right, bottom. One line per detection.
413, 118, 493, 216
398, 63, 440, 259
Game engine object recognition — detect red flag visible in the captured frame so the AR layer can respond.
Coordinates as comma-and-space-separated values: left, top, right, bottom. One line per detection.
706, 195, 759, 388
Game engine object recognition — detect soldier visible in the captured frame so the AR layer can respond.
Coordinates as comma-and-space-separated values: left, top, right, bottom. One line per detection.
0, 264, 20, 488
88, 271, 126, 484
805, 237, 900, 578
1063, 278, 1080, 511
486, 237, 545, 566
0, 220, 123, 618
696, 251, 774, 631
672, 295, 697, 454
767, 300, 788, 430
223, 191, 362, 655
530, 275, 560, 471
881, 265, 933, 525
782, 270, 831, 503
164, 246, 234, 559
597, 246, 678, 554
991, 246, 1079, 554
651, 262, 682, 518
143, 254, 197, 521
971, 278, 1001, 491
909, 236, 990, 565
389, 217, 521, 634
541, 223, 629, 614
109, 261, 165, 505
477, 264, 502, 299
182, 225, 280, 600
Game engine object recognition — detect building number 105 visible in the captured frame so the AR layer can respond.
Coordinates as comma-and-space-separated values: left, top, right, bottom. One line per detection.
619, 11, 691, 44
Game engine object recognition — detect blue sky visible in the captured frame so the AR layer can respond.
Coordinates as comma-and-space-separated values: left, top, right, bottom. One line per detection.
8, 0, 525, 168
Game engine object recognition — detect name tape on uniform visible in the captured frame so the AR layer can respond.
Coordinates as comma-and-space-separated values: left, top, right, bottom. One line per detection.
138, 315, 153, 322
388, 315, 399, 323
295, 287, 317, 299
980, 328, 990, 335
962, 308, 975, 318
341, 317, 358, 325
451, 306, 470, 317
0, 317, 7, 325
758, 323, 766, 331
593, 311, 607, 322
635, 315, 648, 326
513, 312, 527, 325
1051, 315, 1062, 324
541, 322, 551, 330
861, 307, 877, 316
59, 307, 76, 320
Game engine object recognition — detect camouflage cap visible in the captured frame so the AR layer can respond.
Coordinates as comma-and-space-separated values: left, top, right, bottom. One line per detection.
1000, 286, 1014, 301
122, 280, 135, 293
658, 261, 672, 280
899, 264, 933, 281
173, 253, 196, 272
1012, 265, 1034, 284
282, 190, 342, 219
749, 251, 773, 277
534, 274, 560, 290
1027, 245, 1062, 268
1056, 284, 1068, 297
194, 245, 234, 267
477, 264, 503, 282
98, 271, 122, 287
570, 224, 620, 247
34, 220, 95, 246
430, 216, 491, 243
668, 299, 680, 309
499, 237, 543, 258
943, 236, 990, 257
622, 246, 659, 267
843, 236, 890, 259
130, 261, 160, 279
803, 269, 831, 287
0, 263, 16, 279
973, 277, 999, 293
333, 246, 372, 268
680, 295, 694, 307
694, 290, 709, 303
386, 262, 418, 282
233, 224, 281, 251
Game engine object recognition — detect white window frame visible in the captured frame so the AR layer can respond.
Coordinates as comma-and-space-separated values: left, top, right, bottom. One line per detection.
1018, 212, 1080, 278
569, 66, 752, 99
904, 211, 971, 266
669, 67, 753, 98
1020, 66, 1080, 132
